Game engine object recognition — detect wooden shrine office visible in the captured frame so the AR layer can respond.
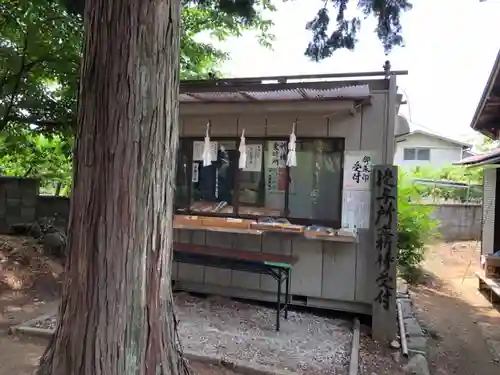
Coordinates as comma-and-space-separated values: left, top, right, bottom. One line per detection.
172, 71, 405, 340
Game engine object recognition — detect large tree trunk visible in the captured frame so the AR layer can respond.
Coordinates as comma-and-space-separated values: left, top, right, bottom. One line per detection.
37, 0, 187, 374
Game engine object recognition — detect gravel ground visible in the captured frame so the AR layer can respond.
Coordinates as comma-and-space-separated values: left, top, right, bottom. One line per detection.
26, 293, 353, 375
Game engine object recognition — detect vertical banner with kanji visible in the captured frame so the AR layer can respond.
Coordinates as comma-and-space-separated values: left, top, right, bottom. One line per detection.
266, 141, 288, 193
341, 151, 379, 233
371, 165, 398, 343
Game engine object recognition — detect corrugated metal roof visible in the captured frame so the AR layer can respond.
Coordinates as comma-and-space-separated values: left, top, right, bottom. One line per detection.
180, 84, 371, 103
454, 148, 500, 166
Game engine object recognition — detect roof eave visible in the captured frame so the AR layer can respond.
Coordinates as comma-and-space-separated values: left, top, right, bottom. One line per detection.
470, 49, 500, 133
404, 130, 472, 148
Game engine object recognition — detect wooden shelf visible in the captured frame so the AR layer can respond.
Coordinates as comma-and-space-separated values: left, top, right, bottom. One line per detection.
174, 215, 357, 243
475, 271, 500, 295
174, 223, 262, 235
303, 232, 357, 243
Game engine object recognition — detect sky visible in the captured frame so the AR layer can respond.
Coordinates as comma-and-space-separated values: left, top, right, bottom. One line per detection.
202, 0, 500, 143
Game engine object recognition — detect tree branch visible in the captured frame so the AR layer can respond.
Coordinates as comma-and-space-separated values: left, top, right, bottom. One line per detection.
0, 35, 30, 132
5, 116, 76, 128
0, 55, 59, 132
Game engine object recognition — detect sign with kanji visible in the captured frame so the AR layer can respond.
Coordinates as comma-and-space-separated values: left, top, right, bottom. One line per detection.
267, 141, 287, 169
243, 144, 263, 172
193, 141, 218, 162
342, 151, 378, 190
371, 165, 398, 342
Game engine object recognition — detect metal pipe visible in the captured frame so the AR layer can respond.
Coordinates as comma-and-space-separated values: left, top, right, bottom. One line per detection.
348, 318, 360, 375
397, 300, 409, 357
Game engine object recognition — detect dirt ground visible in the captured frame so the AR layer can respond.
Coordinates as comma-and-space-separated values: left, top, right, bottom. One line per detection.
411, 241, 500, 375
0, 294, 244, 375
0, 235, 244, 375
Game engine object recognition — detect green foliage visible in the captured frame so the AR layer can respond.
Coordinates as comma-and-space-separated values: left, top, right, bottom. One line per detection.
0, 0, 274, 133
410, 164, 483, 184
397, 171, 439, 278
0, 0, 82, 134
474, 134, 498, 152
0, 130, 73, 195
305, 0, 413, 60
408, 165, 483, 203
181, 2, 274, 78
0, 0, 274, 186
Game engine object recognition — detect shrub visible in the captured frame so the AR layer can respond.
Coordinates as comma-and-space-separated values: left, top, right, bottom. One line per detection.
397, 171, 440, 278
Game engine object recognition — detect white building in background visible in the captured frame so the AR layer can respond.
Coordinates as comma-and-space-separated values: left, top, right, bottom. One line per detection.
394, 129, 473, 169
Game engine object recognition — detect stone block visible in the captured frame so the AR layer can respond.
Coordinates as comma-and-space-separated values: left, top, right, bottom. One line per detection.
6, 215, 22, 226
402, 354, 430, 375
407, 336, 428, 355
397, 279, 408, 295
5, 185, 21, 198
21, 207, 36, 222
22, 192, 37, 207
0, 219, 9, 234
21, 178, 39, 191
404, 317, 424, 336
6, 197, 21, 208
6, 204, 21, 220
399, 299, 414, 318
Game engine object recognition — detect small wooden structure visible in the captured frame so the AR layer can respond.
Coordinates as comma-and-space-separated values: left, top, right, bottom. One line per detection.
172, 71, 405, 341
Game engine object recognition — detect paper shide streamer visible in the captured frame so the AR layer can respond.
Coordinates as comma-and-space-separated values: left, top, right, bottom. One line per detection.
238, 129, 246, 169
202, 122, 212, 167
286, 122, 297, 167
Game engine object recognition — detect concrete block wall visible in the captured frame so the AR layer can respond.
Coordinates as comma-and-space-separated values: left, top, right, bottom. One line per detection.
0, 177, 39, 233
36, 196, 70, 229
427, 203, 482, 242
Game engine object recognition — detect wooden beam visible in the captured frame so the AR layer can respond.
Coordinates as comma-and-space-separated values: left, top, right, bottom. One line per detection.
180, 79, 389, 94
180, 70, 409, 87
179, 99, 360, 116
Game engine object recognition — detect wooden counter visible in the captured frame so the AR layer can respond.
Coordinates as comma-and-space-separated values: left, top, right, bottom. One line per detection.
173, 215, 357, 243
174, 223, 262, 235
303, 232, 357, 243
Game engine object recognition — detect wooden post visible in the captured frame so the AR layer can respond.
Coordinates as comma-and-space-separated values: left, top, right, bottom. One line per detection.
371, 165, 398, 342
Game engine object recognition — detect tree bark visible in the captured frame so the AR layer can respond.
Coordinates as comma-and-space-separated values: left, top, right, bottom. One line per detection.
37, 0, 187, 374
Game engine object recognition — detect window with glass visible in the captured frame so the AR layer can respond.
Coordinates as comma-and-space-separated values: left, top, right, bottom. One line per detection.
175, 137, 344, 228
404, 148, 430, 161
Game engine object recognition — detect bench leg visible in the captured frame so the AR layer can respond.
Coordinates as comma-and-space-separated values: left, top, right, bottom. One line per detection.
284, 269, 290, 320
276, 268, 282, 332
